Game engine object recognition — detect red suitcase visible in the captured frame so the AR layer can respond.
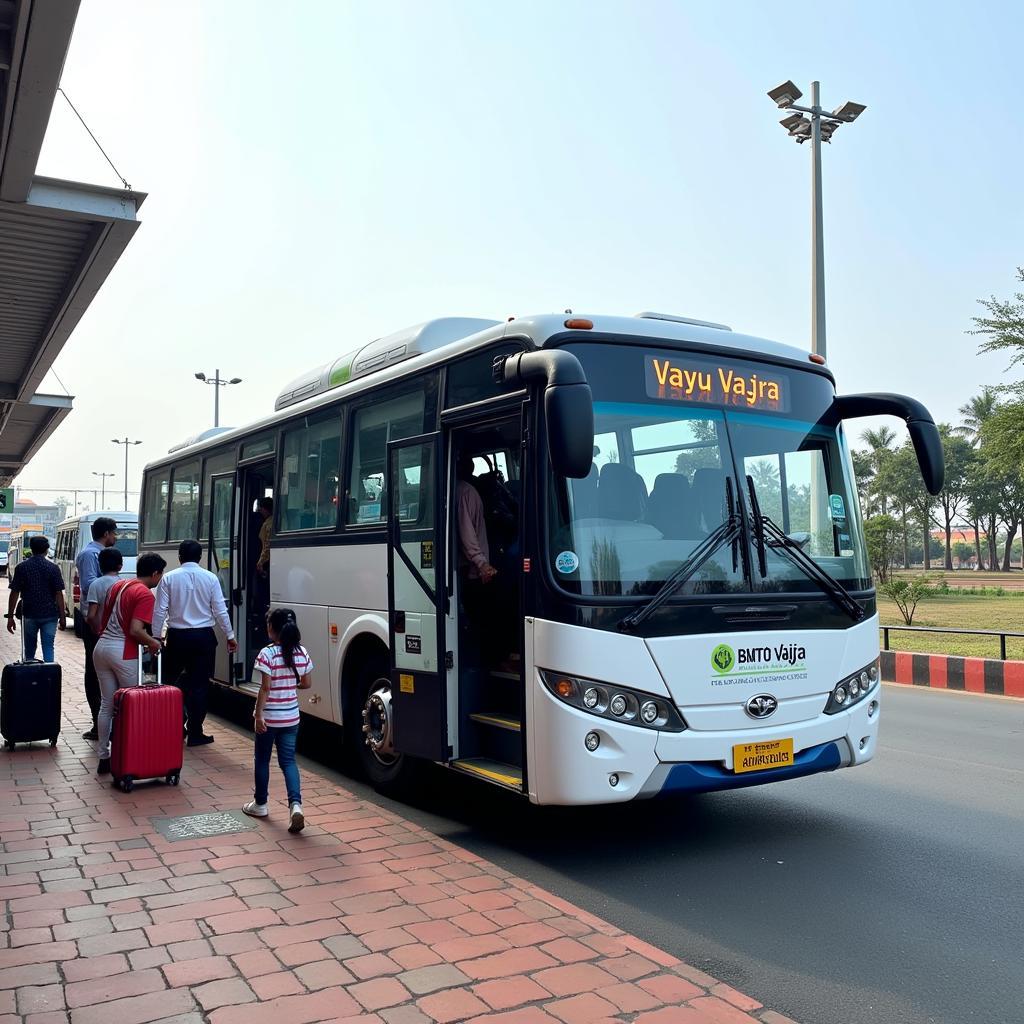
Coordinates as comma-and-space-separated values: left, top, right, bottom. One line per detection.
110, 648, 183, 793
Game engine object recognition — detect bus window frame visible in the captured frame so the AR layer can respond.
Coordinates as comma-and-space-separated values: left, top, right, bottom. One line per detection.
276, 403, 346, 537
341, 374, 439, 537
198, 446, 239, 542
141, 468, 172, 545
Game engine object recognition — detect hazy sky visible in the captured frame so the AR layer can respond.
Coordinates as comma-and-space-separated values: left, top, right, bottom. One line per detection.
19, 0, 1023, 501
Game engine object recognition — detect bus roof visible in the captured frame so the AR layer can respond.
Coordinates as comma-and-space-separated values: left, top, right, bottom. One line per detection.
147, 312, 818, 471
57, 511, 138, 527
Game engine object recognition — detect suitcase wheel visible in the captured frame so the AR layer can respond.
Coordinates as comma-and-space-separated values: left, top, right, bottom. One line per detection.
4, 740, 13, 751
49, 738, 58, 748
120, 776, 134, 793
166, 772, 180, 786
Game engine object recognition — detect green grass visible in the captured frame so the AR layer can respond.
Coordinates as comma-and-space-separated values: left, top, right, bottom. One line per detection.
879, 593, 1024, 659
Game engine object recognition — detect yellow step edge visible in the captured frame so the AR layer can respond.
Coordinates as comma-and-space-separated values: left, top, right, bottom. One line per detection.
451, 758, 523, 789
469, 712, 522, 732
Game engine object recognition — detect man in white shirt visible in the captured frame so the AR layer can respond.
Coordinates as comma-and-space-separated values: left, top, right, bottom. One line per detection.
153, 539, 238, 747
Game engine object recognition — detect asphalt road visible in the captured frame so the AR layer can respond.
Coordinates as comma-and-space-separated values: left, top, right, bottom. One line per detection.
215, 684, 1024, 1024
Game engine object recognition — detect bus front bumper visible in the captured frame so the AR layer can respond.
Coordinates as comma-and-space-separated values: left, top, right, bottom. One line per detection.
529, 677, 878, 805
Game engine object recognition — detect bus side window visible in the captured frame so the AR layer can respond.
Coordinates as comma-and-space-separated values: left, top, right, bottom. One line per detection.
346, 392, 425, 526
279, 411, 342, 533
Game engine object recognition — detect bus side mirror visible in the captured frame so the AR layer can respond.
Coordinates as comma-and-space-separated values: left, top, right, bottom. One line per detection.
493, 349, 595, 479
545, 384, 595, 479
834, 393, 945, 495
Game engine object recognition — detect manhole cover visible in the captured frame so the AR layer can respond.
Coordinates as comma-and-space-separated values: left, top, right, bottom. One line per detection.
151, 809, 258, 842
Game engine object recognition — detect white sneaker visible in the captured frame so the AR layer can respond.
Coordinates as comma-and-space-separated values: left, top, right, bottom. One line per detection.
242, 800, 268, 818
288, 802, 305, 833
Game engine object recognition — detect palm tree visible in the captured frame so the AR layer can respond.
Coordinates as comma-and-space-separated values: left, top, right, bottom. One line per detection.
860, 426, 896, 516
955, 389, 1000, 569
955, 388, 999, 445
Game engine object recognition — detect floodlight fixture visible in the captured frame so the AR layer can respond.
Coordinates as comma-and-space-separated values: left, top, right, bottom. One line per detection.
819, 120, 840, 142
768, 81, 803, 108
229, 377, 242, 384
195, 372, 206, 381
779, 113, 806, 131
832, 100, 866, 122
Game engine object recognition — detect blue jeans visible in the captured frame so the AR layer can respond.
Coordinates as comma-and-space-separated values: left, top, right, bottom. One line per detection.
23, 617, 58, 662
254, 724, 301, 805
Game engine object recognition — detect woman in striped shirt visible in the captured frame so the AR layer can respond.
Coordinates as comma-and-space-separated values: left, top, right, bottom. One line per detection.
243, 608, 313, 833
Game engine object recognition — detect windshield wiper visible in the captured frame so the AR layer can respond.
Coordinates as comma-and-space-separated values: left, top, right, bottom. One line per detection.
745, 475, 864, 623
619, 479, 743, 633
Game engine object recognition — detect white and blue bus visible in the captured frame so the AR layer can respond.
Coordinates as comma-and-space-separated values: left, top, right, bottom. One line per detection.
138, 312, 942, 804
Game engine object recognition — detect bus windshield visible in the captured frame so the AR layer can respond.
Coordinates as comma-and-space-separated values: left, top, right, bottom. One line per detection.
548, 342, 870, 598
113, 529, 139, 557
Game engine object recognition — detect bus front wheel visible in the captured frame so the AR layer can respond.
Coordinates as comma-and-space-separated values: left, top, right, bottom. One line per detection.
346, 655, 411, 791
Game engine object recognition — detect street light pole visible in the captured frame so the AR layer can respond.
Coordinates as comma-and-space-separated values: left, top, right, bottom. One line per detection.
810, 81, 826, 360
111, 439, 142, 510
194, 370, 243, 429
767, 80, 866, 362
92, 471, 115, 509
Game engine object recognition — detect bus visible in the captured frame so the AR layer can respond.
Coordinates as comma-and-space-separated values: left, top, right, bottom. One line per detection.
139, 312, 942, 805
54, 512, 140, 636
6, 525, 44, 575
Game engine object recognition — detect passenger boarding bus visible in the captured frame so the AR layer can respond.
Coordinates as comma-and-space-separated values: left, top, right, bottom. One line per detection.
139, 313, 942, 804
54, 512, 139, 636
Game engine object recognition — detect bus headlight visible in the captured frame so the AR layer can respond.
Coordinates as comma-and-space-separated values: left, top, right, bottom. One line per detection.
824, 660, 879, 715
540, 671, 686, 732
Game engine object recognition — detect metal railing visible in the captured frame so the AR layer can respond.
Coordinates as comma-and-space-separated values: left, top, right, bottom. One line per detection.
880, 625, 1024, 661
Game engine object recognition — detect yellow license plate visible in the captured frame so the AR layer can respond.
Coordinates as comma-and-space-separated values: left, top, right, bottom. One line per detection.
732, 738, 794, 774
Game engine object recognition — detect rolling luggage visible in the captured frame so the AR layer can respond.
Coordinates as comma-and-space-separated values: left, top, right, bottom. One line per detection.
110, 648, 183, 793
1, 625, 61, 751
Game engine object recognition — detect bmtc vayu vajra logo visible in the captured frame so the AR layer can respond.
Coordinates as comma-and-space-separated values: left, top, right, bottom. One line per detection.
711, 644, 735, 674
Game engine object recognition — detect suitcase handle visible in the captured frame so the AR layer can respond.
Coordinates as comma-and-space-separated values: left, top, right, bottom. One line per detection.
137, 644, 163, 687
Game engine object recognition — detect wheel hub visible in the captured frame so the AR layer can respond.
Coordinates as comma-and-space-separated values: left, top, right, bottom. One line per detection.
361, 680, 397, 764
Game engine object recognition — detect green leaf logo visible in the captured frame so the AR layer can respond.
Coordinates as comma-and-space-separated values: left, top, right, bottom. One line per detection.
711, 644, 735, 674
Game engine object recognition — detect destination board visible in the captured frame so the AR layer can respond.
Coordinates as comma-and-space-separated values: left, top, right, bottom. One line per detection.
645, 354, 789, 412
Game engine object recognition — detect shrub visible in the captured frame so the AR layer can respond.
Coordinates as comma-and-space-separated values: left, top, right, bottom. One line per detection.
879, 576, 932, 625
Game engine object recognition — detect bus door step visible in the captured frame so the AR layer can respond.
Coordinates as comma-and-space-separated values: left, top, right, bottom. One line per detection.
469, 712, 521, 732
451, 758, 523, 792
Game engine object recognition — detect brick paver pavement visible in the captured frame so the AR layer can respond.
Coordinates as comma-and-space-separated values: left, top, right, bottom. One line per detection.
0, 605, 799, 1024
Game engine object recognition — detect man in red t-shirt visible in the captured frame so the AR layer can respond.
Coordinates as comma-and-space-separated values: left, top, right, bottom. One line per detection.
92, 553, 167, 775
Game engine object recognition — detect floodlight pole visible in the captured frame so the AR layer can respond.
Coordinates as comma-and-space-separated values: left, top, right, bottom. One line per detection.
810, 81, 826, 361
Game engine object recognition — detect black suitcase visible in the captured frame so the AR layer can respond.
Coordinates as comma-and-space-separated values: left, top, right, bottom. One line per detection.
1, 627, 62, 750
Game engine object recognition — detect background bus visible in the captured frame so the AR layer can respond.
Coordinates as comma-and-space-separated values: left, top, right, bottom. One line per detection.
54, 512, 139, 636
139, 312, 941, 805
6, 525, 44, 575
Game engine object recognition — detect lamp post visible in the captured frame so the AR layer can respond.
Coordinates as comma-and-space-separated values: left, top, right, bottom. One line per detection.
194, 370, 243, 429
92, 471, 115, 509
111, 439, 142, 510
767, 80, 866, 361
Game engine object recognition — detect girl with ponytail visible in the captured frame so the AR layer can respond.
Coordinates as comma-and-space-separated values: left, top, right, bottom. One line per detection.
243, 607, 313, 832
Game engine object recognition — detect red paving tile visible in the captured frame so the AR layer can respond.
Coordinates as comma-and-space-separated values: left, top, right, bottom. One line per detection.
0, 618, 794, 1024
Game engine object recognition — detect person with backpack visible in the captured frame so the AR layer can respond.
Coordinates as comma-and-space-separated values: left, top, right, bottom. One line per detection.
242, 607, 312, 834
92, 553, 167, 776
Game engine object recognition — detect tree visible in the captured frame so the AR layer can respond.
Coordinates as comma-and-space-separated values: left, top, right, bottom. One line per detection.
874, 443, 928, 569
879, 577, 931, 626
53, 496, 70, 521
860, 426, 897, 516
933, 427, 975, 571
969, 267, 1024, 399
955, 388, 1000, 568
864, 514, 902, 582
979, 409, 1024, 570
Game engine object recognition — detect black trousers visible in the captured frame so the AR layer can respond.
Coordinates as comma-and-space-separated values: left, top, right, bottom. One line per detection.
83, 628, 100, 729
164, 627, 217, 738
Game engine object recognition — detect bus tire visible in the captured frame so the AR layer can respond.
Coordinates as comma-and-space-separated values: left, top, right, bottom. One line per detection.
345, 652, 412, 792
